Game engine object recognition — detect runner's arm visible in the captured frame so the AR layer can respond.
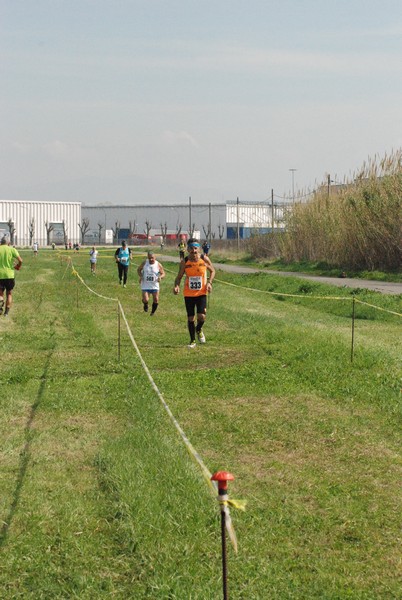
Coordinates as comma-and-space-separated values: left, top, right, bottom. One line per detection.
204, 256, 215, 291
173, 261, 186, 294
137, 260, 145, 277
14, 254, 23, 270
158, 263, 166, 280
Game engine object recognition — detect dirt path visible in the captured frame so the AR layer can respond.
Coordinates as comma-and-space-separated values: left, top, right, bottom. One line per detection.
160, 255, 402, 295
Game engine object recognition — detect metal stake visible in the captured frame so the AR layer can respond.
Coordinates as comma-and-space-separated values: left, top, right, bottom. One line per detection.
211, 471, 235, 600
220, 493, 228, 600
351, 297, 355, 362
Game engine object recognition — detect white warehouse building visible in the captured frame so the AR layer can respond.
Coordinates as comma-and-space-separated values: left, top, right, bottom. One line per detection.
0, 200, 81, 246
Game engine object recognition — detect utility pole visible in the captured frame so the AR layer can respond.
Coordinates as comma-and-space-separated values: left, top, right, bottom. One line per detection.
189, 196, 192, 237
271, 189, 274, 232
327, 174, 331, 198
289, 168, 297, 202
236, 197, 240, 253
208, 202, 212, 244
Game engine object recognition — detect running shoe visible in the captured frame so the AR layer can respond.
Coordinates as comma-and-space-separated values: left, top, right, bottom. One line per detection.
197, 331, 206, 343
188, 341, 197, 349
123, 284, 126, 288
0, 299, 4, 315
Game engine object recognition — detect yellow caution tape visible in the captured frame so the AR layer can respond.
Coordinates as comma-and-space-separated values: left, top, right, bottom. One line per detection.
354, 298, 402, 318
117, 301, 241, 552
220, 498, 247, 511
217, 278, 351, 301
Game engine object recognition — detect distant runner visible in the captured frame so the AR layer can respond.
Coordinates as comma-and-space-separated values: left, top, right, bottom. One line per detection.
178, 239, 186, 260
202, 240, 211, 256
114, 240, 132, 287
173, 238, 215, 348
137, 251, 165, 315
89, 245, 98, 275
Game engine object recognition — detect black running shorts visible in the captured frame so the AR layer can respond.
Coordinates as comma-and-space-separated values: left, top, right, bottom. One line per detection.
184, 295, 207, 317
0, 278, 15, 292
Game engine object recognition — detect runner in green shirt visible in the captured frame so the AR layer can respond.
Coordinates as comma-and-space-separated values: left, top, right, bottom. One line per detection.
0, 237, 23, 317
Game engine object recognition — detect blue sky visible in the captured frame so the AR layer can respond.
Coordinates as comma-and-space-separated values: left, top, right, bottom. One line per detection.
1, 0, 402, 204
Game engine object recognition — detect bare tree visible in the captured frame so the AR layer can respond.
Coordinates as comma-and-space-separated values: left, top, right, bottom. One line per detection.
202, 224, 212, 240
78, 218, 90, 244
160, 222, 168, 245
218, 225, 225, 240
44, 221, 54, 246
175, 223, 183, 239
62, 220, 68, 246
28, 217, 35, 245
189, 223, 196, 238
112, 221, 120, 243
7, 219, 16, 245
97, 222, 104, 244
129, 220, 137, 240
144, 219, 152, 238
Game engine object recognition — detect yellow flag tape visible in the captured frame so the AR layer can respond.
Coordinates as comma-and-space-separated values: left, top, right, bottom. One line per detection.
220, 498, 247, 511
216, 278, 351, 301
354, 298, 402, 318
118, 301, 240, 551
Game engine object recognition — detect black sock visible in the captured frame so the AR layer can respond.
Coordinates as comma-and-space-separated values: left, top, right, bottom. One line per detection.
143, 302, 149, 312
188, 321, 196, 341
196, 321, 204, 333
151, 302, 158, 314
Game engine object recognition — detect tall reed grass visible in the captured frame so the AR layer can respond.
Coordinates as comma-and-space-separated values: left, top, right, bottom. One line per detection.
258, 151, 402, 271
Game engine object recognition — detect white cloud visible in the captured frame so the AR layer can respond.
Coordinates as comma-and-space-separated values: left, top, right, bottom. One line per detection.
12, 141, 31, 153
9, 38, 398, 79
42, 140, 71, 158
162, 130, 200, 149
41, 140, 93, 160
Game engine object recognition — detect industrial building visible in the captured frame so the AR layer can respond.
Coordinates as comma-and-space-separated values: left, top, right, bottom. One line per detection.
0, 200, 81, 246
82, 199, 288, 243
1, 198, 289, 246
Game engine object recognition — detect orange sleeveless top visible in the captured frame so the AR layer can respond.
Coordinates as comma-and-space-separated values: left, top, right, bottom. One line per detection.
183, 257, 208, 297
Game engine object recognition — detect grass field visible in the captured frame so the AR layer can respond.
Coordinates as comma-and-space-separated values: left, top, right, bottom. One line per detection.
0, 248, 401, 599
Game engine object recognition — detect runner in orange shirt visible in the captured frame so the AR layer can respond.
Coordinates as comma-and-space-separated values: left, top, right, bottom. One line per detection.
173, 238, 215, 348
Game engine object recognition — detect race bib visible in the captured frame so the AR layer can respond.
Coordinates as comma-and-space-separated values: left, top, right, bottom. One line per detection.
121, 257, 127, 264
146, 274, 155, 282
189, 276, 202, 290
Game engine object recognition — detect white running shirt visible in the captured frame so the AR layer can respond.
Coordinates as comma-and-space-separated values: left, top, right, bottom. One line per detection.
141, 260, 161, 291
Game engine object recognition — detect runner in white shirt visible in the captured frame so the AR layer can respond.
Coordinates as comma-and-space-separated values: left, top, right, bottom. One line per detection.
137, 251, 165, 315
89, 246, 98, 274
